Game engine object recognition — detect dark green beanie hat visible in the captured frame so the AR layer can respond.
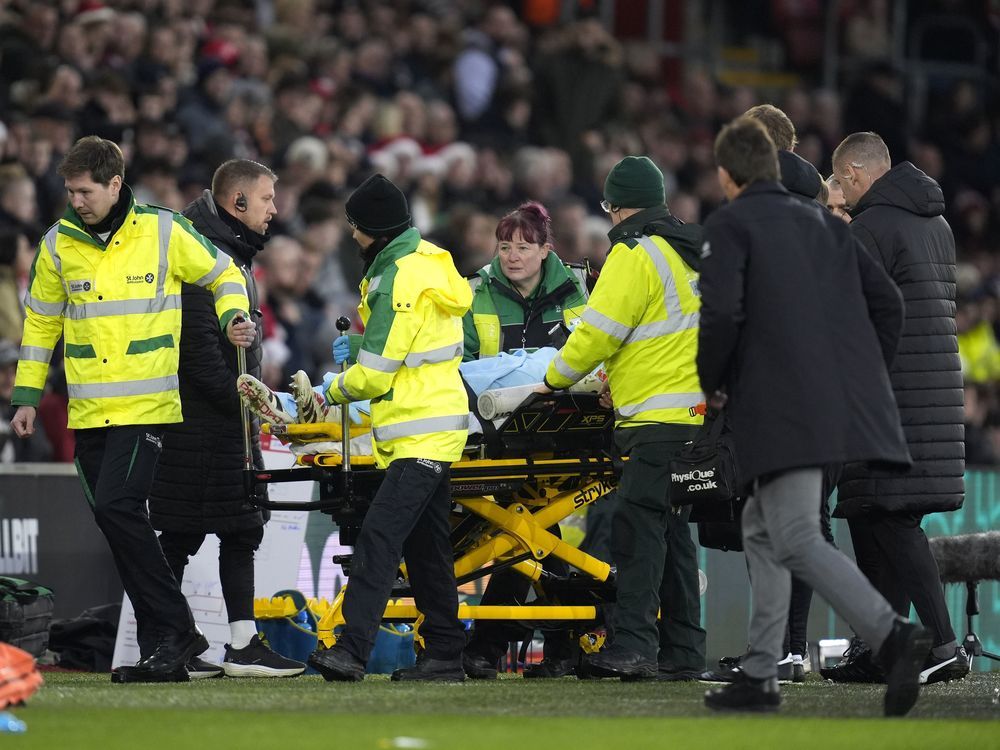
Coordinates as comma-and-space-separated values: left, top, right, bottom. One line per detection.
603, 156, 665, 209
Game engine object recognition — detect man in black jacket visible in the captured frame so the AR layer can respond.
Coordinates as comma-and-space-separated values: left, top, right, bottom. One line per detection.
698, 117, 930, 716
828, 132, 969, 685
148, 159, 304, 678
721, 104, 837, 683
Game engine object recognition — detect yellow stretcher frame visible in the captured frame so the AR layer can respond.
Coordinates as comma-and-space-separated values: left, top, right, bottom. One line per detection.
253, 411, 622, 649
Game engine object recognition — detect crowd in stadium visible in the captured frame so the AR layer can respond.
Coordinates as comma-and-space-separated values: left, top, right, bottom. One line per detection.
0, 0, 998, 465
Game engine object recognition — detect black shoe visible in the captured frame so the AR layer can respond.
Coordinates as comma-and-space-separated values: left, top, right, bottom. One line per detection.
656, 666, 703, 682
462, 651, 498, 680
876, 619, 933, 717
718, 654, 743, 670
187, 657, 224, 680
126, 628, 209, 678
920, 646, 970, 685
111, 665, 189, 683
524, 657, 576, 679
223, 635, 306, 678
391, 655, 464, 682
705, 672, 781, 713
819, 637, 884, 683
699, 666, 742, 683
582, 644, 656, 680
308, 646, 365, 682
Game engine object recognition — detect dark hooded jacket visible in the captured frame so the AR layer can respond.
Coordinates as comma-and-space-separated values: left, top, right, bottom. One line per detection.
149, 190, 267, 533
698, 181, 910, 485
778, 150, 822, 203
836, 162, 965, 518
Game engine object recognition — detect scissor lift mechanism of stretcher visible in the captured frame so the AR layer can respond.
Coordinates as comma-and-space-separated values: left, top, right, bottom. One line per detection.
246, 392, 629, 649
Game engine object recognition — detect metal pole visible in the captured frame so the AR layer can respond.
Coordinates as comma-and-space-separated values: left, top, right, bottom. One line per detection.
335, 316, 352, 474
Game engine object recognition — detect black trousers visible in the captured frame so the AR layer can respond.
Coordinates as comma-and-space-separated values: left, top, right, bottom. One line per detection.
158, 526, 264, 623
74, 425, 194, 653
337, 458, 466, 663
848, 513, 956, 647
466, 524, 575, 664
611, 436, 705, 669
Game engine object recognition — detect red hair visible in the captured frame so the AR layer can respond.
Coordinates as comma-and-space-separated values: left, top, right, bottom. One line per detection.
495, 201, 553, 247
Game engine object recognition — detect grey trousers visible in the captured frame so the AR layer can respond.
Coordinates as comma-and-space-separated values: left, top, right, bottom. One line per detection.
742, 468, 898, 680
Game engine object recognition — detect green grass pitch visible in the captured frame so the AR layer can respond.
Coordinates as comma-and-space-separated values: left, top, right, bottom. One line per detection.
11, 671, 999, 749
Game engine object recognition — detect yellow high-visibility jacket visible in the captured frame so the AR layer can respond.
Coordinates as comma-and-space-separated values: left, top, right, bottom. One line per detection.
545, 233, 703, 429
13, 198, 249, 429
959, 320, 1000, 384
325, 228, 472, 469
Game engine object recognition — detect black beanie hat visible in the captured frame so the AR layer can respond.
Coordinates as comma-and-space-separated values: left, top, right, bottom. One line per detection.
345, 174, 411, 237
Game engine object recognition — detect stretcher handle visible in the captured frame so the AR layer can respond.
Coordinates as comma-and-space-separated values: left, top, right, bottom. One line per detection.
336, 316, 351, 473
234, 314, 253, 474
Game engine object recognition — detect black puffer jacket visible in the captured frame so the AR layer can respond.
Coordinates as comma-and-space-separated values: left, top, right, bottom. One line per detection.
149, 191, 267, 533
836, 162, 965, 518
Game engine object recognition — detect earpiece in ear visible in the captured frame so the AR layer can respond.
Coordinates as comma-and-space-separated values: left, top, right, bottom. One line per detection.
235, 193, 248, 212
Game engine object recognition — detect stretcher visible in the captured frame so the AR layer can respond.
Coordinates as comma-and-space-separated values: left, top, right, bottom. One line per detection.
247, 390, 623, 649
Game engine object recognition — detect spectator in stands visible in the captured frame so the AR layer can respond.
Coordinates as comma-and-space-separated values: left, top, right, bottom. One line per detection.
0, 227, 30, 340
0, 340, 51, 463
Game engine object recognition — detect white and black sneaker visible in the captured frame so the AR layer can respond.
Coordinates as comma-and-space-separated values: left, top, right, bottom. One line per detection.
920, 645, 971, 685
187, 656, 224, 679
777, 653, 807, 683
237, 375, 295, 425
222, 635, 306, 678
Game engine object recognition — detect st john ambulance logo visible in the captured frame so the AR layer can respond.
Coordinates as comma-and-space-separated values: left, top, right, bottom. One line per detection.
126, 273, 155, 285
68, 279, 92, 293
144, 273, 154, 283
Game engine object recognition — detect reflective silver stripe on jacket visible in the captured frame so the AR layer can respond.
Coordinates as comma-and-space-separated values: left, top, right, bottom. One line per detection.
18, 345, 53, 363
367, 275, 382, 295
44, 224, 61, 276
213, 282, 246, 301
336, 371, 354, 401
629, 236, 699, 342
193, 251, 230, 287
615, 392, 703, 418
372, 414, 469, 443
66, 295, 181, 320
581, 307, 632, 340
552, 352, 585, 382
403, 342, 462, 368
68, 375, 179, 399
357, 349, 403, 374
156, 209, 172, 297
24, 293, 66, 317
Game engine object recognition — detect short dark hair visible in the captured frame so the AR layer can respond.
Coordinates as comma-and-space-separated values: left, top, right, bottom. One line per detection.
744, 104, 797, 151
57, 136, 125, 184
211, 159, 277, 200
832, 132, 891, 171
714, 117, 780, 187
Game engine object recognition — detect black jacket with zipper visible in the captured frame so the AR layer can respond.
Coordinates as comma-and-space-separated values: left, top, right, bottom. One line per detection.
836, 162, 965, 518
149, 191, 267, 533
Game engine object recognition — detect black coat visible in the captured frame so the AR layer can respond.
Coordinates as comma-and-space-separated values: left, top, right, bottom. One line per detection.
836, 162, 965, 518
149, 192, 266, 533
698, 181, 911, 485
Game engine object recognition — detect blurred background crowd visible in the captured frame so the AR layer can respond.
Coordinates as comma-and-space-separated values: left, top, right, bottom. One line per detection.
0, 0, 998, 465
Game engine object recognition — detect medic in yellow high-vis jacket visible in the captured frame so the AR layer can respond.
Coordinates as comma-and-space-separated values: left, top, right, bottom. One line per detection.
542, 224, 704, 431
13, 186, 249, 430
325, 226, 472, 469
